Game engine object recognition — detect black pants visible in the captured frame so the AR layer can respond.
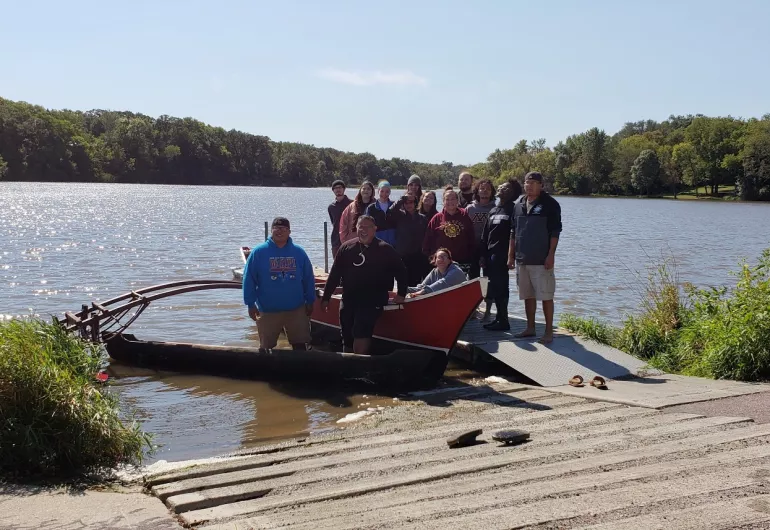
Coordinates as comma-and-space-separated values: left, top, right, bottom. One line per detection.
402, 253, 430, 287
486, 254, 510, 322
339, 303, 383, 351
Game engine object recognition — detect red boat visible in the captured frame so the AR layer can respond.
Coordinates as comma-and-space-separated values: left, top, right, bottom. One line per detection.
237, 246, 486, 353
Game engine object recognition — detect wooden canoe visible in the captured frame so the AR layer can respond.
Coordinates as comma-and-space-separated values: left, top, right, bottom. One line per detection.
104, 333, 448, 390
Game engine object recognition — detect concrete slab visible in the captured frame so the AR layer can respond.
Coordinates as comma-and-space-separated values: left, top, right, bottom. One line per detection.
0, 484, 181, 530
545, 373, 770, 409
666, 391, 770, 423
458, 317, 659, 387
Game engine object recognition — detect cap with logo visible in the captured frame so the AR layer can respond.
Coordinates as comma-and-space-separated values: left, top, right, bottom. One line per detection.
524, 171, 543, 183
271, 217, 290, 229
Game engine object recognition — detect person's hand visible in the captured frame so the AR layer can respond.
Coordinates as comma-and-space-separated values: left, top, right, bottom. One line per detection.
321, 300, 329, 313
305, 303, 314, 317
392, 294, 406, 304
544, 252, 555, 271
507, 258, 516, 270
407, 291, 423, 298
479, 257, 486, 269
248, 306, 259, 321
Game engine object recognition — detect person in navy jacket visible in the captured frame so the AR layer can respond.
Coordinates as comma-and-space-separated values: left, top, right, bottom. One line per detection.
242, 217, 316, 350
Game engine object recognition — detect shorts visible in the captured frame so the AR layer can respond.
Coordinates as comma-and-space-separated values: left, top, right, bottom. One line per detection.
256, 305, 311, 349
516, 264, 555, 301
340, 304, 383, 346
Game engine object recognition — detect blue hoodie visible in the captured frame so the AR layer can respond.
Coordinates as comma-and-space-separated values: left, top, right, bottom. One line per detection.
365, 200, 397, 246
242, 237, 316, 312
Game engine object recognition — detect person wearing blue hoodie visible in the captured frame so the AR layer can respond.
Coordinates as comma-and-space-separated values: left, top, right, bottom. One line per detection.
242, 217, 316, 351
365, 181, 396, 246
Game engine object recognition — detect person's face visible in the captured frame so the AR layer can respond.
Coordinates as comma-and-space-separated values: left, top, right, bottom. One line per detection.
271, 225, 290, 244
524, 178, 542, 197
356, 219, 376, 245
333, 185, 345, 198
423, 193, 435, 209
478, 182, 493, 201
443, 191, 459, 211
458, 173, 472, 192
435, 251, 450, 269
378, 187, 391, 202
497, 182, 512, 202
360, 185, 373, 201
407, 182, 420, 195
403, 194, 416, 213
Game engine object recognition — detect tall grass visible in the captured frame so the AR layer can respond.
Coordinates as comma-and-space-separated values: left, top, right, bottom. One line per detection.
560, 248, 770, 381
0, 318, 152, 479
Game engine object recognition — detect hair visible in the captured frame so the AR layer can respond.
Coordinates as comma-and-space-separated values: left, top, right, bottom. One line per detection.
458, 171, 473, 182
443, 185, 458, 202
431, 247, 453, 265
356, 214, 376, 227
407, 180, 423, 198
418, 190, 438, 218
508, 178, 523, 199
354, 181, 375, 211
473, 178, 496, 202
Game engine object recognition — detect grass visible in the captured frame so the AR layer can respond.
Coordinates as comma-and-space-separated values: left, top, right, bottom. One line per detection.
0, 318, 152, 480
560, 248, 770, 381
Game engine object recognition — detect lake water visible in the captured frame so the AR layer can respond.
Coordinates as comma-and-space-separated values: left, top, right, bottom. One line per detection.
2, 182, 769, 462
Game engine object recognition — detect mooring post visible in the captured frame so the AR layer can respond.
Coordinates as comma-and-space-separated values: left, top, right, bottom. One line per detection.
324, 221, 329, 273
264, 221, 268, 241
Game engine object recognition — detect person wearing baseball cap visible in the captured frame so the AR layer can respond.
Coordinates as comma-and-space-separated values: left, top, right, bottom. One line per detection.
242, 217, 316, 351
507, 171, 562, 344
328, 180, 351, 258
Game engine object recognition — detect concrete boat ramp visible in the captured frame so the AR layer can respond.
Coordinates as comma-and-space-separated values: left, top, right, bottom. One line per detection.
143, 378, 770, 529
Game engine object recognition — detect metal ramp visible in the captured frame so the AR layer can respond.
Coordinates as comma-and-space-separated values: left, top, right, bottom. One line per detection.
458, 317, 659, 387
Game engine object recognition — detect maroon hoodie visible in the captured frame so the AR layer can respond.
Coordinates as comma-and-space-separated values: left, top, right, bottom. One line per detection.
422, 208, 476, 263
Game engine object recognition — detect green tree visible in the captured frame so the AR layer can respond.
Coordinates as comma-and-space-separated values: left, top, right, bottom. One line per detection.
630, 149, 661, 195
672, 142, 704, 197
612, 135, 658, 193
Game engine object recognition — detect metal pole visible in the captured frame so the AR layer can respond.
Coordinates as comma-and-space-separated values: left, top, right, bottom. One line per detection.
264, 221, 268, 241
324, 221, 329, 273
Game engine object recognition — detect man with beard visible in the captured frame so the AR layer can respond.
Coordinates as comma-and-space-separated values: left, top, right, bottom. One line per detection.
328, 180, 351, 258
321, 215, 408, 354
457, 171, 475, 208
480, 179, 522, 330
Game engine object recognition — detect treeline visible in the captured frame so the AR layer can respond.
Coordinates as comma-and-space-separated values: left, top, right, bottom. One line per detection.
1, 96, 769, 200
0, 97, 463, 189
470, 114, 770, 201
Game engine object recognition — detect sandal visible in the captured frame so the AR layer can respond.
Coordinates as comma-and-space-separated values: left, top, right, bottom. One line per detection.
590, 376, 608, 390
568, 375, 584, 387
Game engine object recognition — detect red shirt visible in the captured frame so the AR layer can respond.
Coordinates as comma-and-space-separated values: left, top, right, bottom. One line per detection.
422, 208, 476, 263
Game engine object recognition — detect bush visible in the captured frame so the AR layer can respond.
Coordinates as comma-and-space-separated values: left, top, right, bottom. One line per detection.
0, 319, 152, 479
560, 249, 770, 382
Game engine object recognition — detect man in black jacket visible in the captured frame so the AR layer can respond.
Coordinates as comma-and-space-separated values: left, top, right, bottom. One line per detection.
327, 180, 352, 258
321, 215, 408, 354
480, 179, 521, 331
507, 172, 562, 344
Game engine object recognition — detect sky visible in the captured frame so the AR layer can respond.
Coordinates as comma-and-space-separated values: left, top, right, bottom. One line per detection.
1, 0, 769, 165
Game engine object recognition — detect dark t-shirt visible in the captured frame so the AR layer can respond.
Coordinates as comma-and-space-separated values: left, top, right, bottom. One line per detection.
322, 237, 408, 308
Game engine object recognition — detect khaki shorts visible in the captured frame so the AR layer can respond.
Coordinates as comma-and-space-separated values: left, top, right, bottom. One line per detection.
256, 305, 311, 349
516, 264, 555, 301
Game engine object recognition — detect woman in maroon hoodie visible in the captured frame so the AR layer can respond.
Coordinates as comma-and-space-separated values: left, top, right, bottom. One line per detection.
422, 186, 476, 272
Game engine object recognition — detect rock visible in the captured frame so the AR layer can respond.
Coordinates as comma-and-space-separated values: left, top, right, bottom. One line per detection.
491, 429, 530, 445
446, 429, 483, 448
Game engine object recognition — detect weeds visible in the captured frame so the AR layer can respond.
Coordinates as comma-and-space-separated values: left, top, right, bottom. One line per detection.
0, 318, 152, 479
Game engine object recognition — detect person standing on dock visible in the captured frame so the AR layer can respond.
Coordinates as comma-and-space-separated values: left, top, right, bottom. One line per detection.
328, 180, 352, 258
321, 215, 408, 354
457, 171, 475, 208
242, 217, 316, 351
422, 186, 476, 273
466, 178, 497, 280
480, 179, 522, 329
508, 172, 562, 344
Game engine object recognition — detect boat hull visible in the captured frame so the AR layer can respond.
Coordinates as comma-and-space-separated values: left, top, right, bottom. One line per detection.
310, 278, 487, 353
104, 333, 448, 390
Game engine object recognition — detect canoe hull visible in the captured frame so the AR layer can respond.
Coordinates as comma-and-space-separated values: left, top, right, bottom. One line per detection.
104, 333, 447, 390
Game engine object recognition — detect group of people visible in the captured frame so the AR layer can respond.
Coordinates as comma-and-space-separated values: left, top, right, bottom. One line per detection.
241, 170, 562, 355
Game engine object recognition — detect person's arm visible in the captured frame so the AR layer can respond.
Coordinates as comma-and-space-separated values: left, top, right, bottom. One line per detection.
423, 265, 465, 293
339, 205, 352, 243
328, 204, 334, 224
301, 251, 316, 308
322, 252, 343, 302
408, 269, 435, 293
242, 248, 261, 319
508, 203, 517, 269
422, 216, 436, 256
391, 248, 409, 301
544, 200, 562, 270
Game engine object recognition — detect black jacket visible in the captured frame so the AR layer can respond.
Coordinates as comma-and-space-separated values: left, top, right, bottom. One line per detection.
511, 192, 562, 265
328, 196, 352, 249
387, 201, 428, 256
322, 237, 408, 308
481, 201, 515, 259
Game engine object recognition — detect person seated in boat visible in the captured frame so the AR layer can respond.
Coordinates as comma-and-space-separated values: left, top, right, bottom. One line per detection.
242, 217, 316, 351
406, 248, 465, 298
321, 215, 408, 355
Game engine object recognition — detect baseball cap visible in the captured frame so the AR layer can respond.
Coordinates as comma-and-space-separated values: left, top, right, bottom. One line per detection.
271, 217, 290, 229
525, 171, 543, 183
